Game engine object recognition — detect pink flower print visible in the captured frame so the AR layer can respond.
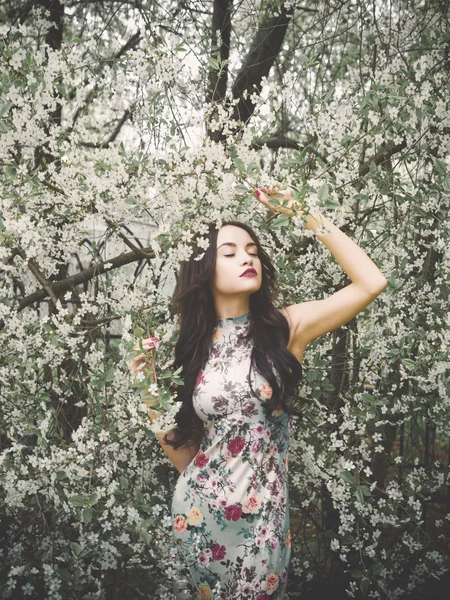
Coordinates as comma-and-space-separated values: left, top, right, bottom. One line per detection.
262, 573, 279, 593
173, 515, 188, 533
227, 435, 245, 455
195, 452, 209, 469
251, 424, 265, 438
256, 595, 270, 600
268, 537, 279, 549
241, 493, 262, 514
224, 504, 242, 521
259, 381, 273, 399
195, 370, 205, 387
259, 526, 269, 539
211, 543, 226, 561
263, 428, 271, 443
250, 439, 261, 453
198, 553, 210, 567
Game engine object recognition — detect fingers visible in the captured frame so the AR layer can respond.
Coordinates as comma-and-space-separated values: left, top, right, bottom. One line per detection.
256, 183, 284, 196
253, 188, 275, 212
130, 335, 159, 375
134, 335, 159, 351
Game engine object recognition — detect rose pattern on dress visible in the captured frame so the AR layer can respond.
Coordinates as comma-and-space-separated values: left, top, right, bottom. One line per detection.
171, 311, 291, 599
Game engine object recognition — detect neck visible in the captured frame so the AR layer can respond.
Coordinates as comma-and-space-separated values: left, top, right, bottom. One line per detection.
214, 301, 250, 319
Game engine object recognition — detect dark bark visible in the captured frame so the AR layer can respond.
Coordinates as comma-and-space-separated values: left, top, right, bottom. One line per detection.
231, 6, 293, 125
33, 0, 64, 169
359, 140, 407, 177
207, 0, 232, 103
13, 244, 156, 314
206, 0, 233, 142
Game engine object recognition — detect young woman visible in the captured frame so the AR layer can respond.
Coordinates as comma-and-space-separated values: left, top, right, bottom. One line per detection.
130, 185, 388, 599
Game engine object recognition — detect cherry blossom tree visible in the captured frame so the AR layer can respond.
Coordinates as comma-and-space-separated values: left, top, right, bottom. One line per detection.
0, 0, 449, 598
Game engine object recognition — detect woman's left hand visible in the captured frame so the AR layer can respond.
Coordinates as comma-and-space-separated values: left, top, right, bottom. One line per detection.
253, 183, 304, 217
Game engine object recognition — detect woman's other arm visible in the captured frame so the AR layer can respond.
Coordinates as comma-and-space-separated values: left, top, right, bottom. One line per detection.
130, 337, 200, 473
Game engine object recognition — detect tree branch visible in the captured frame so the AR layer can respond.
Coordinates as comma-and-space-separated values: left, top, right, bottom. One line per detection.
359, 140, 407, 177
231, 5, 293, 124
80, 107, 133, 148
207, 0, 232, 104
104, 219, 155, 259
16, 245, 156, 314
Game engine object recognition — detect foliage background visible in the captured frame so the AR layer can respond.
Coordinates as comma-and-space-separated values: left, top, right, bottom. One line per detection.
0, 0, 449, 598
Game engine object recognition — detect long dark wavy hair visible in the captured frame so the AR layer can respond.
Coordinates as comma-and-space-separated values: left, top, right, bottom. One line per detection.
161, 220, 305, 450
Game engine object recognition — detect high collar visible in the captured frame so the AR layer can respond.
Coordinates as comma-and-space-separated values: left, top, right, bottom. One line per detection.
215, 311, 251, 331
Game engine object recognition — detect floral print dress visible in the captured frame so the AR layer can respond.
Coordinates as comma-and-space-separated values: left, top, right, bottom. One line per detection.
171, 311, 292, 600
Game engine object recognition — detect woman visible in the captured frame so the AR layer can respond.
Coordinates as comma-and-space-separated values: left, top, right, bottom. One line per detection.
130, 185, 388, 599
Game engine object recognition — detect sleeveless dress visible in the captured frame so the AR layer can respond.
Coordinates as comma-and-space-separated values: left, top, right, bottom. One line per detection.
170, 311, 292, 600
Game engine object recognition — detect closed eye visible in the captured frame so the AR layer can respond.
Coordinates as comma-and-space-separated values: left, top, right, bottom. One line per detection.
224, 254, 258, 257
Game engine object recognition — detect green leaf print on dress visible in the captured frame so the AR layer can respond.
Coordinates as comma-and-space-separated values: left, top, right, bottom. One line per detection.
171, 311, 291, 599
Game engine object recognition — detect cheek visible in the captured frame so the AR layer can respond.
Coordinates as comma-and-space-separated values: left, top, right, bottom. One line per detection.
212, 260, 231, 286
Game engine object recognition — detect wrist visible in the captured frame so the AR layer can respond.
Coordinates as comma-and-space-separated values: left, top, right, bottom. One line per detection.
304, 211, 325, 232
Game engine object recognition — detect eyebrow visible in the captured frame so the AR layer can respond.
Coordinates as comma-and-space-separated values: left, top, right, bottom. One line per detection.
217, 242, 257, 250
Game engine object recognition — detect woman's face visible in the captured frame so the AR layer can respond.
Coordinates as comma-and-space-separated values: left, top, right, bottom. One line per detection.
211, 225, 262, 300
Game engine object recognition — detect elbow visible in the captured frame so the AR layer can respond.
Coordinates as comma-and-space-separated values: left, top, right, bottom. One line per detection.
369, 277, 388, 295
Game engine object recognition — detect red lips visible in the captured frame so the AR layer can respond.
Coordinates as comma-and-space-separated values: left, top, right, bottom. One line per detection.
240, 268, 257, 277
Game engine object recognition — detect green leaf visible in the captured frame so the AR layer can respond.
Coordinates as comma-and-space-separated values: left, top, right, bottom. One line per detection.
133, 327, 144, 337
351, 570, 364, 579
140, 529, 151, 546
323, 197, 341, 208
247, 163, 260, 177
323, 530, 338, 539
270, 214, 290, 229
434, 158, 447, 177
401, 358, 416, 369
360, 578, 370, 596
361, 485, 372, 497
58, 569, 71, 583
340, 470, 356, 486
83, 507, 93, 523
89, 492, 98, 504
234, 184, 249, 195
0, 103, 12, 118
207, 57, 220, 70
233, 157, 246, 173
355, 487, 365, 504
70, 542, 82, 557
69, 495, 85, 507
317, 183, 328, 201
